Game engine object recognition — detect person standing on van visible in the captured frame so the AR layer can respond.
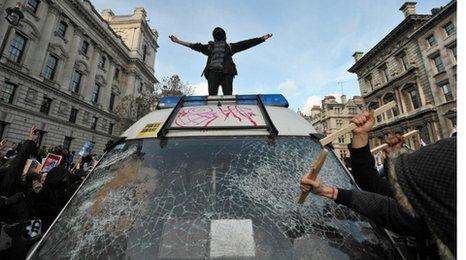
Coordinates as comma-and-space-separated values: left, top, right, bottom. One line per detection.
169, 27, 272, 95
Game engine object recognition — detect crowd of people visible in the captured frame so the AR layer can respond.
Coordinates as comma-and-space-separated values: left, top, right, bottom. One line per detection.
0, 126, 97, 259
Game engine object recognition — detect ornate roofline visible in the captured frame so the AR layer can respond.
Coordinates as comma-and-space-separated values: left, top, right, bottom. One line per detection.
348, 14, 431, 73
409, 0, 456, 39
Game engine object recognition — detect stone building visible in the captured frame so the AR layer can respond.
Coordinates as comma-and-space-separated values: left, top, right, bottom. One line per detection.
411, 0, 456, 138
0, 0, 158, 154
348, 1, 456, 149
305, 95, 365, 163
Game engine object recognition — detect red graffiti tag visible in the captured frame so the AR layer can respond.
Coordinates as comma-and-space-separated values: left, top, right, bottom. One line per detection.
174, 106, 258, 127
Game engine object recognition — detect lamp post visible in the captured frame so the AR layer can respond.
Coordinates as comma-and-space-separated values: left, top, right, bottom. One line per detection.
0, 3, 24, 61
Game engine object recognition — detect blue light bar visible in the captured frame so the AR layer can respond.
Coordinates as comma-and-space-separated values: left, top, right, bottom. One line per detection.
259, 94, 289, 107
157, 94, 289, 109
184, 95, 207, 106
156, 96, 181, 109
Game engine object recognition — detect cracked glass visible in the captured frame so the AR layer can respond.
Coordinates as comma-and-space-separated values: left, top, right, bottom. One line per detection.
31, 136, 397, 259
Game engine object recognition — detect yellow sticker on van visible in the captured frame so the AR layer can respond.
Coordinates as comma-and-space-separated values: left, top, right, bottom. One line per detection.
137, 122, 162, 138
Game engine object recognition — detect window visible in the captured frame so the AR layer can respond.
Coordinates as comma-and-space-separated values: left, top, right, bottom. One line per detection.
379, 64, 389, 83
69, 108, 78, 123
98, 55, 106, 68
81, 40, 89, 54
368, 102, 381, 122
440, 82, 453, 102
142, 45, 147, 61
349, 107, 356, 114
36, 130, 45, 147
63, 136, 72, 150
40, 97, 53, 114
139, 82, 144, 93
443, 22, 455, 36
44, 54, 58, 80
91, 116, 98, 130
1, 82, 17, 103
365, 75, 373, 90
336, 119, 343, 128
426, 34, 437, 47
91, 84, 101, 103
338, 137, 345, 143
70, 70, 82, 93
383, 93, 399, 118
114, 68, 120, 79
406, 86, 421, 110
432, 54, 444, 73
8, 33, 27, 63
57, 21, 67, 38
27, 0, 40, 13
334, 107, 341, 114
109, 93, 115, 112
0, 122, 6, 139
450, 45, 456, 60
398, 52, 409, 71
108, 123, 114, 135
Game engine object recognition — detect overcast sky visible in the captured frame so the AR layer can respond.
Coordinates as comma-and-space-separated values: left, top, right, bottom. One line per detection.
93, 0, 449, 114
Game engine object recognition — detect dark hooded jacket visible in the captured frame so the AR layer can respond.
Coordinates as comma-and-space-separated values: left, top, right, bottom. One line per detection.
189, 27, 265, 78
335, 137, 456, 258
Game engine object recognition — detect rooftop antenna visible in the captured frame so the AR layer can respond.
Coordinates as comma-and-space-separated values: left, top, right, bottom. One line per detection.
337, 81, 344, 96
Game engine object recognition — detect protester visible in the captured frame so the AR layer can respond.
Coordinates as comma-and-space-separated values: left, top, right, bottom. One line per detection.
169, 28, 272, 95
300, 111, 456, 259
0, 126, 91, 259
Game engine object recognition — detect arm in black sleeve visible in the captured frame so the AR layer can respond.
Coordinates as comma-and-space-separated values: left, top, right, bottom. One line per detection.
230, 37, 265, 55
349, 143, 393, 197
335, 189, 430, 237
190, 43, 210, 56
0, 140, 36, 196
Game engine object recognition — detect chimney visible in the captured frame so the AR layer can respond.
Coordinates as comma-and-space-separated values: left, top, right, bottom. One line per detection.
431, 8, 441, 15
341, 95, 347, 104
352, 51, 364, 62
399, 2, 417, 18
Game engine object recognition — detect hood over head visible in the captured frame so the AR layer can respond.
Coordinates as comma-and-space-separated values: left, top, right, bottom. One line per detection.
212, 27, 226, 41
386, 137, 456, 258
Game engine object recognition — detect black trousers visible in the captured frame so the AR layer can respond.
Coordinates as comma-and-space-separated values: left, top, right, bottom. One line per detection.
207, 71, 234, 95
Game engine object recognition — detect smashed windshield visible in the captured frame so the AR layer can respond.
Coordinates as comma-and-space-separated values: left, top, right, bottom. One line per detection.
31, 136, 396, 259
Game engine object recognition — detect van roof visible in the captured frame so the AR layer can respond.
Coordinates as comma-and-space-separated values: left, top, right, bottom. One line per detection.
122, 95, 317, 139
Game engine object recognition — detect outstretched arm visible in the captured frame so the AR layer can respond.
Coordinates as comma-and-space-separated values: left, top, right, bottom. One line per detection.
169, 35, 209, 55
169, 35, 192, 48
230, 33, 272, 55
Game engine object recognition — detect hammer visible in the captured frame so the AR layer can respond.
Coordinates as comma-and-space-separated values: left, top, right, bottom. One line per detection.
297, 101, 397, 204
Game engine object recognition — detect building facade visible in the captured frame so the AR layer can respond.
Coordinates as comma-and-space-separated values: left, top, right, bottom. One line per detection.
0, 0, 158, 154
348, 1, 456, 149
304, 95, 365, 163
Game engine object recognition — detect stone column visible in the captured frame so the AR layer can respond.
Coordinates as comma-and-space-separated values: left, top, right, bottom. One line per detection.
60, 28, 82, 91
102, 61, 115, 112
29, 4, 58, 77
83, 44, 100, 101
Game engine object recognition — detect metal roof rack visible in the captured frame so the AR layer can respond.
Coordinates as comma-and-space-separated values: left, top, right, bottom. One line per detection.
157, 95, 279, 139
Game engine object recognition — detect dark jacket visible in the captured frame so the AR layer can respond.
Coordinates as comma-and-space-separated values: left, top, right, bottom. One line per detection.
336, 137, 456, 257
348, 143, 393, 197
0, 140, 36, 197
190, 37, 265, 78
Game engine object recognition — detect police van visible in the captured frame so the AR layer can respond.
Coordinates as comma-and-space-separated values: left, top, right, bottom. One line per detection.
28, 94, 403, 259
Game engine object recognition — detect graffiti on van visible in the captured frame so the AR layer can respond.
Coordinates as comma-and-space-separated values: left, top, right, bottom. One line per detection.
174, 105, 261, 127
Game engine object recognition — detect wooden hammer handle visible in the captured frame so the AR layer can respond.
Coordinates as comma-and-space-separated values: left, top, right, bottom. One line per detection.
319, 101, 397, 146
297, 149, 328, 204
370, 130, 419, 154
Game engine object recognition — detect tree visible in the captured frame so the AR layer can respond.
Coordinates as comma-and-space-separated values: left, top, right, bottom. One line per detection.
114, 75, 193, 133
